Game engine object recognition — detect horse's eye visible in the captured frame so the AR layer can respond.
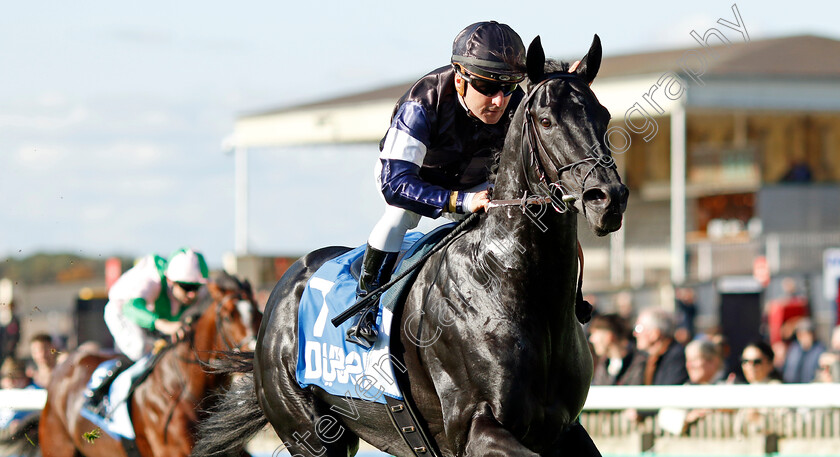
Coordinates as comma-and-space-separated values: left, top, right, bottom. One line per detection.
540, 118, 551, 128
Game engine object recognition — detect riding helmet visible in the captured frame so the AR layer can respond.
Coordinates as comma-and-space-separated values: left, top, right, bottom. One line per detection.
451, 21, 526, 82
165, 248, 209, 284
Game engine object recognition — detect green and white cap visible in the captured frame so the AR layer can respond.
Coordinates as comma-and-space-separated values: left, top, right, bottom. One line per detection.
165, 248, 209, 284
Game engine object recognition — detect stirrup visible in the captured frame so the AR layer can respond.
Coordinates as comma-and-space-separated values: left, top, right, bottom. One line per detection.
345, 305, 379, 348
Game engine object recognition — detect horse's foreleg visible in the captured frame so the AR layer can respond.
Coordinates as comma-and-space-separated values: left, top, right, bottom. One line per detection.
463, 404, 539, 457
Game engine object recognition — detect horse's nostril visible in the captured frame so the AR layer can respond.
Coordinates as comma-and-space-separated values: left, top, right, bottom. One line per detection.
583, 188, 608, 204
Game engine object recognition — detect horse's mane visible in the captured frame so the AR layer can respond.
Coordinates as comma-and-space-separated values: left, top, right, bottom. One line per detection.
212, 270, 249, 292
487, 58, 571, 190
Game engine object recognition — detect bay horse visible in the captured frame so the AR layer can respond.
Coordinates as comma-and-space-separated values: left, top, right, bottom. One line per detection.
193, 35, 627, 457
37, 272, 261, 457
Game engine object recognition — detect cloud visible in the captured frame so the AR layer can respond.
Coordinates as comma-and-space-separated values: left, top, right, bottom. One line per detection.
13, 144, 69, 170
108, 28, 175, 46
0, 106, 90, 131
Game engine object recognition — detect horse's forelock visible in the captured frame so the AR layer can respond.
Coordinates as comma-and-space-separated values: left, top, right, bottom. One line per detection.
545, 59, 571, 73
212, 271, 243, 291
524, 59, 571, 88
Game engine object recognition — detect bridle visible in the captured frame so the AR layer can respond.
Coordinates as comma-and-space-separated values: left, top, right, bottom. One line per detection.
488, 72, 616, 213
214, 292, 257, 352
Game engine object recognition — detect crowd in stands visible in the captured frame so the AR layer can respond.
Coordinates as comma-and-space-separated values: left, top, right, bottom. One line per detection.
585, 279, 840, 436
1, 299, 63, 432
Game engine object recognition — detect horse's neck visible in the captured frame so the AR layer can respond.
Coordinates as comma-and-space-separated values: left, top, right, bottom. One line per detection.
474, 143, 579, 311
155, 318, 220, 402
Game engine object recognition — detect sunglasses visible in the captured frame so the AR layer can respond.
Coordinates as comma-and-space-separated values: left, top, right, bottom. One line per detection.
741, 358, 765, 366
177, 282, 202, 293
633, 324, 644, 334
461, 71, 518, 97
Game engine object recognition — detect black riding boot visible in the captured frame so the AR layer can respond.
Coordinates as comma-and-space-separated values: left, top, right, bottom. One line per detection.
84, 359, 125, 413
346, 245, 399, 348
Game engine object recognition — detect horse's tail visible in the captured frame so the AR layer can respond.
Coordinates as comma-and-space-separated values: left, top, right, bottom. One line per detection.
192, 368, 267, 456
0, 411, 41, 457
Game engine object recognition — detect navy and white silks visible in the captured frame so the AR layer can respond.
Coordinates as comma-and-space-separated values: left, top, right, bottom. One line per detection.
368, 65, 524, 252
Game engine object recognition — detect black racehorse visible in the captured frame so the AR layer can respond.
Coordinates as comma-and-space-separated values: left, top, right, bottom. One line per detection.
193, 35, 627, 457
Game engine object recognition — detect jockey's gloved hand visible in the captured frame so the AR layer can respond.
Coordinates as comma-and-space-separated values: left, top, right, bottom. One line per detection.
155, 318, 179, 334
464, 190, 490, 213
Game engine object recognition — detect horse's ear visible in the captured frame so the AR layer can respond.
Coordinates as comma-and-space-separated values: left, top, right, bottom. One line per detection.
574, 34, 602, 85
526, 36, 545, 83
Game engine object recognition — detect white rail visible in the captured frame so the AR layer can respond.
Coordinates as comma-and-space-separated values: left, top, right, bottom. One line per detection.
585, 384, 840, 410
5, 384, 840, 412
0, 389, 47, 411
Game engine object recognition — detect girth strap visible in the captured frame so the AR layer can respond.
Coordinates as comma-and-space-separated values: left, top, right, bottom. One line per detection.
385, 396, 441, 457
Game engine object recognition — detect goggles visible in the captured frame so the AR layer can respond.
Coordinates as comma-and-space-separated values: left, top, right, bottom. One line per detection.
177, 282, 202, 293
460, 71, 519, 97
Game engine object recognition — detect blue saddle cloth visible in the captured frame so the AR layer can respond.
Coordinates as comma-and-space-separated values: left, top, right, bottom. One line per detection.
296, 223, 455, 404
79, 356, 151, 440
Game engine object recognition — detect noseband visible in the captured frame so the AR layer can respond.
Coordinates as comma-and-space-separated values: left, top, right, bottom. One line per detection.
489, 72, 616, 213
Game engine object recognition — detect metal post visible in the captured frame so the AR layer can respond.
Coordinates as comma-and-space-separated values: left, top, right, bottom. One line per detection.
698, 242, 712, 281
766, 233, 780, 273
671, 103, 687, 285
610, 228, 625, 285
610, 157, 627, 286
235, 147, 249, 256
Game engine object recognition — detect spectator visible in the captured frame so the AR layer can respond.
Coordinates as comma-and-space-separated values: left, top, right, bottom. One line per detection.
780, 158, 813, 183
658, 339, 731, 435
0, 299, 21, 362
765, 277, 809, 347
814, 351, 840, 383
0, 357, 36, 430
25, 333, 58, 388
614, 291, 636, 327
685, 338, 728, 385
674, 287, 697, 345
783, 318, 826, 383
634, 307, 689, 385
588, 314, 647, 386
737, 341, 783, 435
830, 324, 840, 352
740, 340, 783, 384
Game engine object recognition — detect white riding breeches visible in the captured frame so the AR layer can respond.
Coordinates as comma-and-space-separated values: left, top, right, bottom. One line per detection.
368, 205, 422, 252
367, 181, 491, 253
103, 299, 154, 361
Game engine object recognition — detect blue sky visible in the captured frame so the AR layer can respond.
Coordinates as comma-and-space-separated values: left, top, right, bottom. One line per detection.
2, 0, 839, 267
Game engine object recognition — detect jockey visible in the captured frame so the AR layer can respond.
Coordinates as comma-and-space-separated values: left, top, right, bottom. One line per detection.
104, 247, 209, 360
85, 248, 209, 409
346, 21, 527, 347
